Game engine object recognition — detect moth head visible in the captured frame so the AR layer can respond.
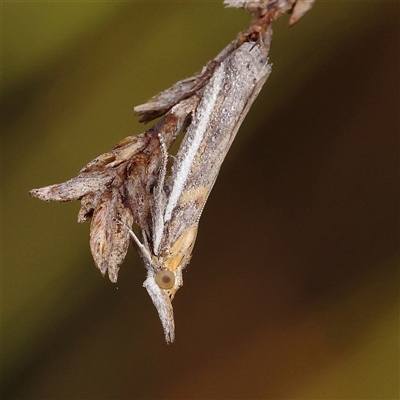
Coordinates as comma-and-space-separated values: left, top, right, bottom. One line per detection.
155, 269, 175, 290
143, 225, 198, 342
143, 267, 183, 343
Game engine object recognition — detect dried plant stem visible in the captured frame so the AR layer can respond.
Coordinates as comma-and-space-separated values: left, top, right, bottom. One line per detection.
29, 0, 315, 342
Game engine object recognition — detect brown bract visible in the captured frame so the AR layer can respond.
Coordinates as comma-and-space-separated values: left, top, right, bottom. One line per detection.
29, 100, 197, 282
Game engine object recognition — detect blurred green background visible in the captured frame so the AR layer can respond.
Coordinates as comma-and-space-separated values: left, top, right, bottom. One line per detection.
2, 1, 399, 399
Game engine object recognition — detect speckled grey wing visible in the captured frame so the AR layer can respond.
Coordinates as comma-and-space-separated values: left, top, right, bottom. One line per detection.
162, 38, 272, 248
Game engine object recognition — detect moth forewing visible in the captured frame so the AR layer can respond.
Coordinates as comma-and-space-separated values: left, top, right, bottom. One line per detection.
163, 39, 271, 243
161, 224, 198, 274
144, 37, 272, 341
149, 96, 200, 257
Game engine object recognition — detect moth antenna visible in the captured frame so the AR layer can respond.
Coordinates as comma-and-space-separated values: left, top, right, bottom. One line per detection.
141, 229, 151, 250
158, 133, 169, 183
151, 133, 169, 255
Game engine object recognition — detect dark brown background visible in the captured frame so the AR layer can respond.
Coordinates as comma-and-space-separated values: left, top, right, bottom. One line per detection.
2, 2, 399, 399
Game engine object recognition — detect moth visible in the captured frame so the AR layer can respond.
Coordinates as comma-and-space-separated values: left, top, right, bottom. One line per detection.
128, 34, 272, 342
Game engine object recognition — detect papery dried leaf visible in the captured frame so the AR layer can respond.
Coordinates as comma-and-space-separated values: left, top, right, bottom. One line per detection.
89, 187, 133, 282
29, 173, 114, 202
30, 134, 151, 204
134, 67, 213, 123
223, 0, 248, 7
289, 0, 315, 25
81, 134, 150, 173
125, 155, 152, 232
78, 192, 102, 223
224, 0, 269, 16
225, 0, 312, 23
134, 45, 236, 124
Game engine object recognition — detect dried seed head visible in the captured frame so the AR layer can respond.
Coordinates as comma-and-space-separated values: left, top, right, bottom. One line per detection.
155, 270, 175, 289
89, 188, 133, 282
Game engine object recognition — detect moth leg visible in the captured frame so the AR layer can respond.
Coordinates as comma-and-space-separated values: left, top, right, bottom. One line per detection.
114, 219, 153, 268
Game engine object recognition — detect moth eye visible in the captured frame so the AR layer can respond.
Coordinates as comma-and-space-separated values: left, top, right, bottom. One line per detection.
155, 270, 175, 289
